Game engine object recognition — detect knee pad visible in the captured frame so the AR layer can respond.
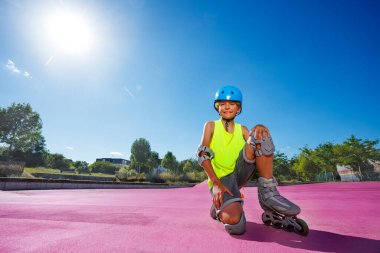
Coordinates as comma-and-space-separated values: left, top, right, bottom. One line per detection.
224, 212, 246, 235
249, 133, 275, 156
213, 198, 243, 222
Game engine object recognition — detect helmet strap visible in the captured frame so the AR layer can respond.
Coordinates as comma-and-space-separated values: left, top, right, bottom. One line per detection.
221, 117, 234, 131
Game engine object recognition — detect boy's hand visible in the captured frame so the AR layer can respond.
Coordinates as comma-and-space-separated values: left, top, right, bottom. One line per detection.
248, 124, 271, 142
212, 183, 233, 209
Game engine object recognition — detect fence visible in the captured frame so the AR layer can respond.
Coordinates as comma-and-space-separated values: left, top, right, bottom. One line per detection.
314, 170, 380, 182
314, 171, 336, 182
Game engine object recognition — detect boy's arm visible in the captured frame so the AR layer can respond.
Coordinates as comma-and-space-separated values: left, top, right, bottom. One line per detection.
198, 121, 232, 209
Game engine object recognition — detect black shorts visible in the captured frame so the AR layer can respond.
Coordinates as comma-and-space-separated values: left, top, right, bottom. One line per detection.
210, 147, 256, 206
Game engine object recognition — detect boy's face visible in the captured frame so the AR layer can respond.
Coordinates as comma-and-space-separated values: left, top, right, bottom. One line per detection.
217, 100, 241, 120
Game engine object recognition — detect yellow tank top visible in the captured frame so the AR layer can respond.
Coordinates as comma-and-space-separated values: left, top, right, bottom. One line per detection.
208, 119, 245, 188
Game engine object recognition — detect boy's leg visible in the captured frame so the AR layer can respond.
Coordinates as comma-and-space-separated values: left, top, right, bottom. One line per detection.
210, 173, 246, 235
234, 146, 256, 189
248, 133, 301, 216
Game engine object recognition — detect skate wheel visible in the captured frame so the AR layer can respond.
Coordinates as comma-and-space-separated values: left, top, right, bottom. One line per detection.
294, 218, 309, 236
283, 225, 294, 232
261, 213, 271, 226
272, 222, 282, 229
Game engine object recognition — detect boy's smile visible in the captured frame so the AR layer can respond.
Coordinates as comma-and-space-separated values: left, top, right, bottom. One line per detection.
218, 101, 241, 120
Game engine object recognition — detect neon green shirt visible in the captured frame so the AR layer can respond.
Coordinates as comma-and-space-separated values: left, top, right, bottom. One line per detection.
208, 119, 245, 189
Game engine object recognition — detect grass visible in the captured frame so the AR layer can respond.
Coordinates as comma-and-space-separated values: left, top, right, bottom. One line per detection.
24, 167, 115, 178
22, 167, 205, 183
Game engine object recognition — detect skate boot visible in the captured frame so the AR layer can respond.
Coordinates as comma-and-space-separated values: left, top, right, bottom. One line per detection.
257, 177, 309, 236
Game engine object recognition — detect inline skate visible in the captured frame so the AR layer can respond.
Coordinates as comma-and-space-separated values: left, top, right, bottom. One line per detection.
258, 177, 309, 236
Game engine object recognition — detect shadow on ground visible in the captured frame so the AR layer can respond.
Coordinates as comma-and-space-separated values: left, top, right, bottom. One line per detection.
233, 221, 380, 253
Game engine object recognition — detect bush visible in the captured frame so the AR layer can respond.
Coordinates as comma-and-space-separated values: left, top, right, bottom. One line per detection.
116, 167, 138, 181
0, 161, 25, 177
185, 171, 207, 182
147, 174, 166, 183
159, 172, 176, 182
90, 161, 118, 174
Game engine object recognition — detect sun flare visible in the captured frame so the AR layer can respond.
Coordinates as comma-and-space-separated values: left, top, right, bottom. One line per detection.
45, 10, 94, 54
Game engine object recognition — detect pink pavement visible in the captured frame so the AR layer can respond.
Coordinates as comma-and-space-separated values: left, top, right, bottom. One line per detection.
0, 181, 379, 253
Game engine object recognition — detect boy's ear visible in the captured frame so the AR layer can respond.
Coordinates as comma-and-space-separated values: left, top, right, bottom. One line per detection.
237, 102, 242, 114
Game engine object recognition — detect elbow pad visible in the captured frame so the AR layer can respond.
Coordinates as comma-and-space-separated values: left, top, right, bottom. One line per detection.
196, 145, 214, 166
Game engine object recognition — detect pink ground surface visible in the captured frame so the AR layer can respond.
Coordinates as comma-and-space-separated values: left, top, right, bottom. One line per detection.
0, 182, 379, 253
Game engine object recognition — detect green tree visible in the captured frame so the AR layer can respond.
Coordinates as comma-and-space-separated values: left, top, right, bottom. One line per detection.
182, 159, 205, 181
183, 160, 194, 173
45, 153, 71, 172
148, 151, 161, 173
273, 152, 290, 181
0, 103, 46, 165
335, 135, 380, 174
291, 147, 319, 181
130, 138, 151, 174
181, 159, 203, 173
0, 103, 44, 152
162, 151, 180, 175
312, 142, 339, 173
74, 161, 89, 174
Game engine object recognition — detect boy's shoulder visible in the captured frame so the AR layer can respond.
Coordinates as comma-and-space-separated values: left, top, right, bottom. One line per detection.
204, 120, 215, 128
203, 121, 216, 133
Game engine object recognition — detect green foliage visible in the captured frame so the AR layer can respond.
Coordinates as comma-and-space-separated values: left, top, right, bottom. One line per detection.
115, 166, 138, 181
185, 171, 207, 182
23, 167, 115, 177
147, 173, 166, 183
335, 136, 380, 171
24, 167, 62, 174
291, 135, 380, 182
0, 103, 43, 151
90, 161, 118, 174
73, 161, 90, 174
162, 151, 180, 175
130, 138, 152, 174
291, 152, 319, 181
148, 151, 160, 171
158, 171, 176, 182
273, 152, 290, 179
181, 159, 203, 173
0, 103, 46, 166
0, 161, 25, 177
45, 153, 72, 172
149, 170, 206, 184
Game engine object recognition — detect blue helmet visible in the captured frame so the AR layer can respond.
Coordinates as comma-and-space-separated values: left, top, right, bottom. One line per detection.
214, 86, 243, 113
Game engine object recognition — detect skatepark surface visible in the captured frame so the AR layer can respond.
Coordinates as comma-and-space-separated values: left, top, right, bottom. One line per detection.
1, 181, 379, 253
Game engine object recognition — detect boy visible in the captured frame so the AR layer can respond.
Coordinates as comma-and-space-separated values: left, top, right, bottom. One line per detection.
196, 86, 308, 235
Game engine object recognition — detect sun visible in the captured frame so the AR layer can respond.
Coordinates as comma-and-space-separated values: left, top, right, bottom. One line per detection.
45, 10, 94, 54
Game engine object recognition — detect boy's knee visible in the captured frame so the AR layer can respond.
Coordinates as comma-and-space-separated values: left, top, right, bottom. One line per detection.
249, 134, 275, 157
224, 212, 246, 235
218, 202, 243, 224
220, 212, 242, 225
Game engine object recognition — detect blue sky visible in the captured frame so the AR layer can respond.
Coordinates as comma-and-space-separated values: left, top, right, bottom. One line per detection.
1, 0, 379, 164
